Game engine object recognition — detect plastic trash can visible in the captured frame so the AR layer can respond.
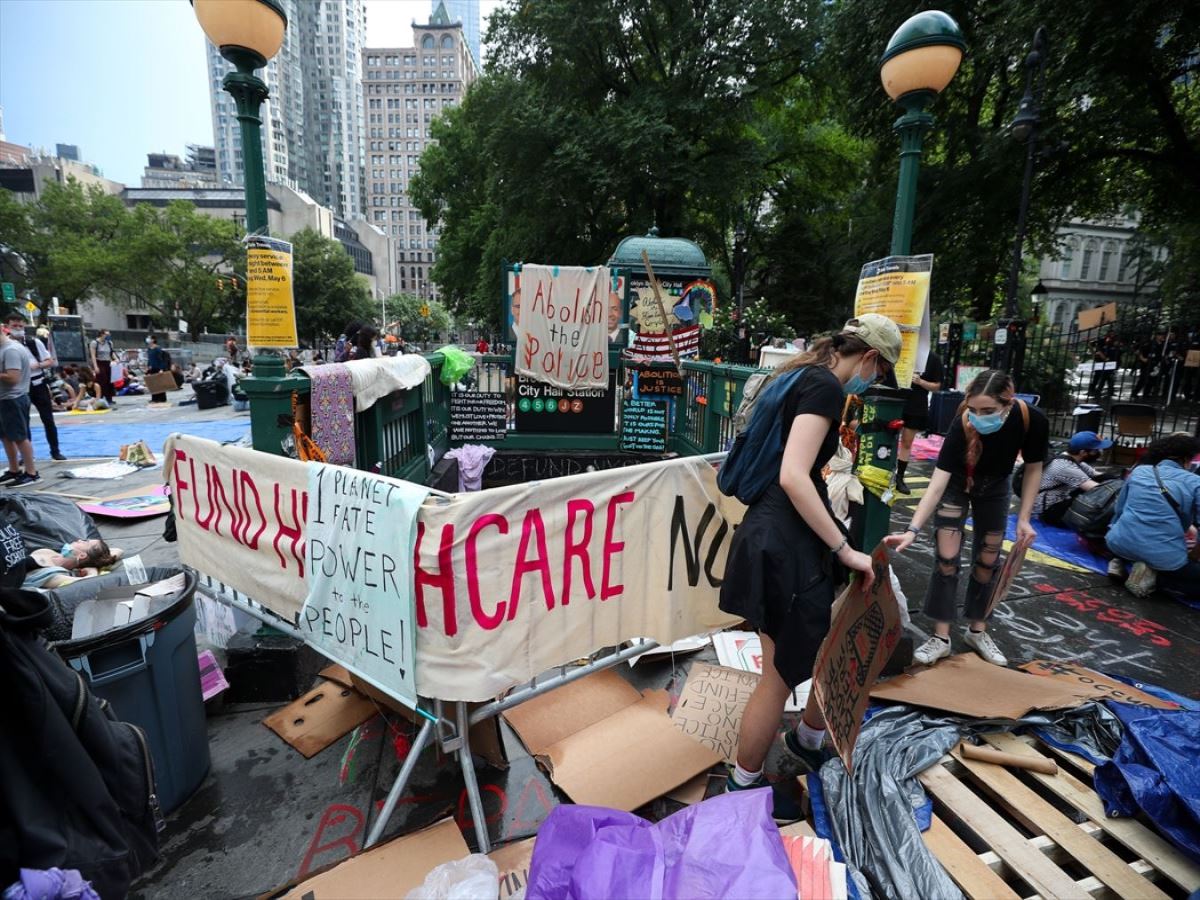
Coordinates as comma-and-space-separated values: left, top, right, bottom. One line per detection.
929, 389, 964, 436
54, 567, 209, 814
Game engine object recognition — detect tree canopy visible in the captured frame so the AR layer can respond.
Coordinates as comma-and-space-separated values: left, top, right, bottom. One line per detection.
289, 228, 377, 345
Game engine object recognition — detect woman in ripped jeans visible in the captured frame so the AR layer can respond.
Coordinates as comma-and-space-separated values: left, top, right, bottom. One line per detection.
887, 370, 1048, 667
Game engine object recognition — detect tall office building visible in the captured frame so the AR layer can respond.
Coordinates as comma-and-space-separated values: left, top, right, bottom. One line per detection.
363, 6, 479, 299
434, 0, 481, 68
205, 0, 366, 218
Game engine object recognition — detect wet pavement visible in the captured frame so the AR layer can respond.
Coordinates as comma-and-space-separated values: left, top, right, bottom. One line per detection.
34, 444, 1190, 899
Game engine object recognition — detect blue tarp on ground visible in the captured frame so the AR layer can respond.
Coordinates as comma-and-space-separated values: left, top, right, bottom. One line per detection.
1002, 513, 1109, 574
30, 420, 249, 460
1095, 704, 1200, 863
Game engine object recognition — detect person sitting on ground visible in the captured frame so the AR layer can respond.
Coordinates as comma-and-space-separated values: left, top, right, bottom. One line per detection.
170, 362, 185, 389
70, 368, 109, 411
1106, 433, 1200, 599
183, 361, 202, 383
1032, 430, 1112, 525
53, 365, 82, 410
16, 538, 123, 590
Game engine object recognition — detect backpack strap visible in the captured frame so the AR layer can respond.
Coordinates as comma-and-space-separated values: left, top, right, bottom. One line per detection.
1152, 463, 1189, 526
1017, 398, 1029, 430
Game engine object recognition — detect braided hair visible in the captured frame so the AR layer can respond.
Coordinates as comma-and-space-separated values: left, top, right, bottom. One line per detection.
957, 369, 1015, 491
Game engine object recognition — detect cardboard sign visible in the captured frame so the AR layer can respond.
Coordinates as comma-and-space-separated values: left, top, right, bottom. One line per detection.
301, 464, 429, 709
671, 662, 758, 763
246, 235, 297, 347
449, 391, 507, 442
1018, 660, 1180, 710
514, 372, 616, 434
1186, 349, 1200, 368
513, 264, 610, 389
636, 365, 685, 397
812, 545, 902, 772
621, 397, 669, 452
1076, 302, 1118, 333
984, 535, 1031, 618
853, 254, 933, 388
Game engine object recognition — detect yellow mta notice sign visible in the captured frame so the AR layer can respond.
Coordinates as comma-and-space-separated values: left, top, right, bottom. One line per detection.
246, 235, 297, 347
853, 254, 932, 388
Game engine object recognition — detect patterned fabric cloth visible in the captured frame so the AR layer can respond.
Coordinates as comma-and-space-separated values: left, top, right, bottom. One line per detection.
298, 364, 356, 466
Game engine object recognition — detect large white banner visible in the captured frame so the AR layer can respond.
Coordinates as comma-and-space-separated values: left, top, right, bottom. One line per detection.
165, 436, 742, 701
302, 463, 429, 708
513, 264, 610, 390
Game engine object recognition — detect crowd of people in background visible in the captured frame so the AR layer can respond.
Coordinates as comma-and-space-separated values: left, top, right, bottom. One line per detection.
1087, 325, 1200, 402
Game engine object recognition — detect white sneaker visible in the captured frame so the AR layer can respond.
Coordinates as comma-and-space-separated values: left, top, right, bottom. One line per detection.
1126, 562, 1156, 598
913, 636, 951, 666
963, 629, 1008, 667
1107, 558, 1125, 580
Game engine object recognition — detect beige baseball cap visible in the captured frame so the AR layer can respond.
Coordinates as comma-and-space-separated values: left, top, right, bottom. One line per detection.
843, 314, 902, 364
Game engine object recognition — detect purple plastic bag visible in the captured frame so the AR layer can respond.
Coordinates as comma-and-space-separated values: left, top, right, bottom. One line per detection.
526, 788, 797, 900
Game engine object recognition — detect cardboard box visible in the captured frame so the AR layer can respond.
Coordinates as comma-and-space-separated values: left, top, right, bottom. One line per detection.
266, 817, 469, 900
503, 668, 722, 811
870, 653, 1094, 719
488, 837, 536, 900
671, 662, 757, 764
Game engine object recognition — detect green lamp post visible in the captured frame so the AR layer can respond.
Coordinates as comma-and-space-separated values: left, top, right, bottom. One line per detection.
194, 0, 293, 453
857, 12, 965, 553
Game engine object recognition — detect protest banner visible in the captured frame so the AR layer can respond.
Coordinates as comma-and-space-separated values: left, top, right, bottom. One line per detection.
449, 392, 508, 442
853, 254, 933, 387
812, 545, 902, 772
165, 435, 743, 702
635, 365, 685, 397
246, 235, 297, 347
513, 264, 610, 390
620, 397, 669, 452
301, 463, 429, 708
507, 269, 624, 344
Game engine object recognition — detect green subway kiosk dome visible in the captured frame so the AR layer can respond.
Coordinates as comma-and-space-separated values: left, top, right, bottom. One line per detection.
607, 226, 711, 277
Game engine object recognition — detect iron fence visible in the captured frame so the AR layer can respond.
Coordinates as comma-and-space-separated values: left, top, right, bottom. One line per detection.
940, 316, 1200, 441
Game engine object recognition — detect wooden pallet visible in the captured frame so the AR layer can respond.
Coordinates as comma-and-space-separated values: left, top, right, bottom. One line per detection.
918, 733, 1200, 899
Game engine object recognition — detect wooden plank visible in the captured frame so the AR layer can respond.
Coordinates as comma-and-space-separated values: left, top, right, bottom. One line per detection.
263, 682, 377, 758
951, 746, 1170, 900
984, 733, 1200, 892
920, 764, 1090, 900
923, 813, 1021, 900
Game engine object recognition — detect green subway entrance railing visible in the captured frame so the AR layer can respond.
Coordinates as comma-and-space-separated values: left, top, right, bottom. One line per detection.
246, 355, 782, 476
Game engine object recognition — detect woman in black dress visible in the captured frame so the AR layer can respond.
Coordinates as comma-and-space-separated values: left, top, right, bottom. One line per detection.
722, 315, 901, 822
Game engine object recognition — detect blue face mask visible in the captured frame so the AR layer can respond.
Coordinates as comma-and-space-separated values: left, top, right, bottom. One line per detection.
843, 358, 878, 396
968, 410, 1006, 434
60, 542, 74, 557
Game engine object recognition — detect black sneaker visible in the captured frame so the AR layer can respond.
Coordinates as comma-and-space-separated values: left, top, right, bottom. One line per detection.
0, 469, 20, 484
723, 773, 805, 825
11, 472, 41, 488
51, 451, 67, 461
783, 729, 829, 774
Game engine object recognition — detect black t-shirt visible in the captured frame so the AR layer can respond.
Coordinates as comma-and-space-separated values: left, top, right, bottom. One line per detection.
903, 351, 945, 418
0, 523, 32, 589
936, 401, 1049, 478
780, 366, 844, 483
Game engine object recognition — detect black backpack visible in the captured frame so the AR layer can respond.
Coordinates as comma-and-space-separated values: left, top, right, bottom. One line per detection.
1061, 479, 1124, 539
0, 588, 162, 898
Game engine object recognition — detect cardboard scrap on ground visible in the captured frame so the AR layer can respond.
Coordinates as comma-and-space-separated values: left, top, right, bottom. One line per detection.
984, 535, 1032, 618
488, 837, 536, 900
671, 662, 757, 764
812, 545, 903, 773
713, 630, 811, 712
263, 680, 378, 758
78, 483, 170, 519
269, 817, 470, 899
871, 653, 1098, 719
503, 668, 721, 811
1019, 660, 1180, 710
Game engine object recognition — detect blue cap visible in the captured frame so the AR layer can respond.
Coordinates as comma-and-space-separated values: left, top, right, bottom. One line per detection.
1069, 431, 1112, 452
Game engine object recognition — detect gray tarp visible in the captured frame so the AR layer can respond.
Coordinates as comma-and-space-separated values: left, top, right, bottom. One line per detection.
817, 703, 1121, 899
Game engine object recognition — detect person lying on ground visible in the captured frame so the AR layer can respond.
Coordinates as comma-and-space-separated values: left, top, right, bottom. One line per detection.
1106, 432, 1200, 599
20, 538, 123, 590
887, 369, 1048, 668
1032, 430, 1112, 525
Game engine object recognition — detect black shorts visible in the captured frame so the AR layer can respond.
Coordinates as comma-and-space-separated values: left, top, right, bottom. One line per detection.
718, 484, 835, 688
903, 412, 929, 431
0, 396, 31, 442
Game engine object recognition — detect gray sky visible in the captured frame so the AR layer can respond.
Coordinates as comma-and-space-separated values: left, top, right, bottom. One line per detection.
0, 0, 502, 186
